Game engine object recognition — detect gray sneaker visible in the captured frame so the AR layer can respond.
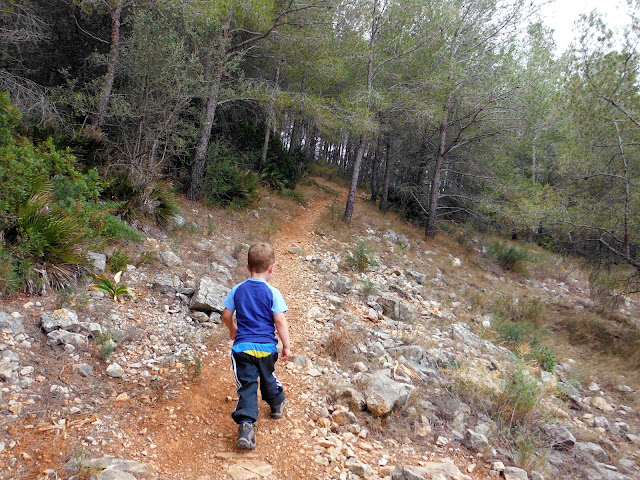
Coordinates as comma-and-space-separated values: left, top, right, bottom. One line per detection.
271, 399, 285, 419
237, 422, 256, 449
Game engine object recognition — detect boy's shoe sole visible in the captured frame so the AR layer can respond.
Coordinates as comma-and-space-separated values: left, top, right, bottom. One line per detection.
271, 399, 285, 419
237, 423, 256, 450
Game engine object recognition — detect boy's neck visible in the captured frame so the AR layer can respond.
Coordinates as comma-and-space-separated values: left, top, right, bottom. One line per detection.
250, 271, 270, 281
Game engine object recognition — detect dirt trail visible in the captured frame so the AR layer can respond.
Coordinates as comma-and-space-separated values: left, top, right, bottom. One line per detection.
129, 191, 339, 479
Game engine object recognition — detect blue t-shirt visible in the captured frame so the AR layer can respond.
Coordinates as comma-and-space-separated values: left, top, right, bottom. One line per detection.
223, 278, 288, 345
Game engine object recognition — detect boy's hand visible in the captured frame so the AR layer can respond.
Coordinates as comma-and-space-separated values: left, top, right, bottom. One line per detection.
281, 346, 291, 361
229, 327, 237, 340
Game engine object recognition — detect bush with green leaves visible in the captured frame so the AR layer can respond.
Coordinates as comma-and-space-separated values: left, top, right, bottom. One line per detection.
344, 239, 377, 272
261, 134, 303, 190
107, 250, 131, 273
102, 172, 181, 228
0, 93, 147, 294
487, 240, 530, 272
492, 296, 557, 370
200, 140, 258, 208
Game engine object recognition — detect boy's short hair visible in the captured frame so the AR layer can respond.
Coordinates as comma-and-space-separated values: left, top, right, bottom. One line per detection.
248, 242, 275, 273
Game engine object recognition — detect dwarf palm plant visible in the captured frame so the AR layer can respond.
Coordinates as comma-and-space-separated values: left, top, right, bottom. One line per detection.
91, 271, 135, 302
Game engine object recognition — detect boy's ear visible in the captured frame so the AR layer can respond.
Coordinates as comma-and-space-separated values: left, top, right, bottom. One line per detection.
268, 264, 274, 274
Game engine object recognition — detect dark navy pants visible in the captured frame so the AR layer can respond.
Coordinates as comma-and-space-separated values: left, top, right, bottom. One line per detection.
231, 351, 284, 424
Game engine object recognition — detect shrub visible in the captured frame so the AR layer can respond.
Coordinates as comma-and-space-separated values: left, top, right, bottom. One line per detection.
344, 239, 377, 272
325, 325, 358, 363
179, 356, 203, 380
95, 331, 115, 360
487, 240, 530, 273
324, 199, 342, 228
281, 189, 307, 207
107, 250, 130, 273
361, 279, 377, 296
105, 173, 181, 228
261, 134, 302, 190
492, 296, 556, 370
492, 368, 539, 429
0, 93, 144, 294
201, 140, 258, 208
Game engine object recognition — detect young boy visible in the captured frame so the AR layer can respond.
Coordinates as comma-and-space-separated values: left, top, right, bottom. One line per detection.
222, 242, 291, 450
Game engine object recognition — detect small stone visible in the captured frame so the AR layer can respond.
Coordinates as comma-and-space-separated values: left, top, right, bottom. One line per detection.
587, 382, 600, 391
158, 250, 182, 267
503, 466, 529, 480
9, 403, 22, 414
491, 461, 505, 472
115, 392, 130, 401
452, 258, 462, 267
332, 410, 357, 426
106, 363, 125, 378
19, 366, 34, 376
435, 436, 448, 446
73, 364, 94, 377
616, 385, 633, 393
463, 429, 489, 452
87, 252, 106, 272
592, 396, 614, 412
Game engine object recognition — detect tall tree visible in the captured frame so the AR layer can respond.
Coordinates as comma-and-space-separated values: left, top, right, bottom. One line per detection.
186, 0, 333, 201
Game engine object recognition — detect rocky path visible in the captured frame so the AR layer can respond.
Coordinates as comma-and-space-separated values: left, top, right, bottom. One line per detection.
123, 187, 489, 480
126, 192, 343, 479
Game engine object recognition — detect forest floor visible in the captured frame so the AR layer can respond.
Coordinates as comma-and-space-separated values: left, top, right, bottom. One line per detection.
1, 177, 639, 480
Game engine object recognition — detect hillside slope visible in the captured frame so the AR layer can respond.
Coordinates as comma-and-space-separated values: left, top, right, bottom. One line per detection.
0, 178, 639, 480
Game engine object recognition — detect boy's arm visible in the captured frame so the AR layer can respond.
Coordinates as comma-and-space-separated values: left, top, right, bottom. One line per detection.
222, 308, 236, 340
273, 312, 291, 360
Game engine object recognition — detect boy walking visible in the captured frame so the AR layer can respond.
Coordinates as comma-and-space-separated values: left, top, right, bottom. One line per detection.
222, 242, 291, 450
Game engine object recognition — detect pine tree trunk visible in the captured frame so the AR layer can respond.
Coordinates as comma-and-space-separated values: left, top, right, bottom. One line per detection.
379, 136, 392, 213
425, 93, 453, 238
289, 117, 302, 153
91, 3, 122, 131
187, 15, 231, 202
370, 135, 382, 203
344, 133, 367, 222
260, 63, 280, 170
344, 0, 377, 223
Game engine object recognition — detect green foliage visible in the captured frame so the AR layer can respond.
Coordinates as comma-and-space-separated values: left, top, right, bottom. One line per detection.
280, 189, 307, 207
0, 94, 146, 294
107, 250, 130, 273
493, 296, 557, 371
90, 271, 135, 302
487, 241, 531, 273
493, 368, 540, 429
107, 174, 181, 228
95, 331, 115, 361
261, 134, 303, 190
136, 250, 156, 266
201, 140, 258, 208
361, 279, 377, 296
535, 345, 557, 372
344, 239, 377, 272
179, 356, 203, 380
